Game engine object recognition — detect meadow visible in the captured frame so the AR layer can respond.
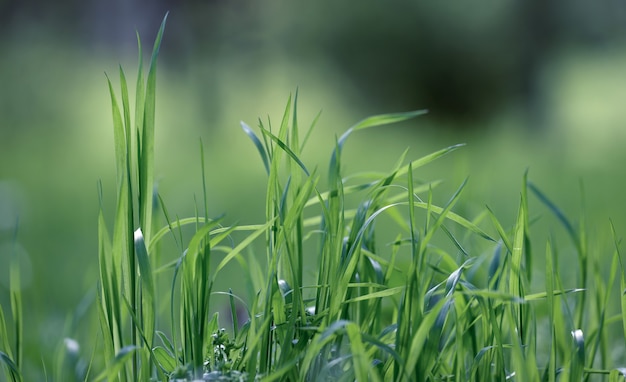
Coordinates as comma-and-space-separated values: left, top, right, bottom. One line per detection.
2, 15, 626, 382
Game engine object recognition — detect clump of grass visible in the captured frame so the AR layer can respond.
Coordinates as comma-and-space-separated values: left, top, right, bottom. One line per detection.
3, 14, 626, 382
0, 224, 23, 382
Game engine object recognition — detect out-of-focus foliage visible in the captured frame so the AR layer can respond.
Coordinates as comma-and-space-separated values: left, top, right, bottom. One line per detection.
1, 2, 626, 379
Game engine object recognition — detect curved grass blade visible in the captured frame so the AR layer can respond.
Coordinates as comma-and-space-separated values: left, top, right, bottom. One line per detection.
0, 351, 21, 382
241, 121, 270, 174
330, 110, 428, 180
153, 346, 176, 374
93, 345, 138, 382
571, 329, 585, 381
213, 218, 275, 278
528, 181, 578, 249
259, 124, 310, 176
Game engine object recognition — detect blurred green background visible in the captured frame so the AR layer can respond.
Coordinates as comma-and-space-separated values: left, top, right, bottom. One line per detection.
2, 0, 626, 374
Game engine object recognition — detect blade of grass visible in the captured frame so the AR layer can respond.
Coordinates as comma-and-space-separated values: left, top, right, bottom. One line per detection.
9, 224, 22, 374
139, 12, 168, 245
92, 346, 138, 382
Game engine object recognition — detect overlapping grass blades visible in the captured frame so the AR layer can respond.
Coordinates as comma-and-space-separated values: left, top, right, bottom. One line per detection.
98, 14, 167, 381
86, 15, 626, 382
0, 225, 23, 382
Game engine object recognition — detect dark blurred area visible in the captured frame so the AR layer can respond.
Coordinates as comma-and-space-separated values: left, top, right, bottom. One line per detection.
2, 1, 626, 378
3, 0, 626, 126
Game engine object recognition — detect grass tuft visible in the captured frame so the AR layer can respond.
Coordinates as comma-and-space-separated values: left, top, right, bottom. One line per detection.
3, 13, 626, 382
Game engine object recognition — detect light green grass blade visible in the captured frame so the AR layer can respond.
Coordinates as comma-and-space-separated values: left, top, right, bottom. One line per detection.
609, 368, 626, 381
341, 286, 404, 304
419, 177, 469, 254
93, 345, 138, 382
386, 198, 494, 242
139, 12, 168, 245
395, 144, 465, 178
610, 221, 626, 348
330, 110, 428, 179
152, 346, 176, 374
545, 240, 557, 382
0, 304, 13, 363
340, 110, 428, 145
486, 206, 514, 253
134, 228, 156, 354
509, 196, 525, 330
135, 30, 145, 152
213, 219, 275, 277
345, 322, 379, 382
105, 74, 127, 186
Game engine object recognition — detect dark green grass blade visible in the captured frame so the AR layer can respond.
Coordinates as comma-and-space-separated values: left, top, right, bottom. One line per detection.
300, 109, 322, 153
403, 298, 447, 378
9, 225, 22, 374
258, 123, 310, 176
528, 181, 578, 249
0, 351, 21, 382
241, 121, 270, 174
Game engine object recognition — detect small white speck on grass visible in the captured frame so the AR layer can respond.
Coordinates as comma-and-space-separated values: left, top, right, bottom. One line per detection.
64, 337, 80, 354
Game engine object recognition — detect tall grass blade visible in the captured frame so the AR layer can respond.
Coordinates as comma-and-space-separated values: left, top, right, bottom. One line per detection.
139, 12, 168, 245
610, 221, 626, 349
545, 240, 557, 382
9, 225, 22, 375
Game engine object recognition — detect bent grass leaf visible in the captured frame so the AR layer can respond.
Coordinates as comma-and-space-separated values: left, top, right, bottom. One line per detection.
93, 345, 138, 382
153, 346, 176, 374
0, 350, 21, 382
213, 218, 275, 278
241, 121, 270, 174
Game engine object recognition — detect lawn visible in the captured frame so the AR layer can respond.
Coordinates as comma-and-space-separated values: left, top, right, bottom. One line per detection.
2, 15, 626, 382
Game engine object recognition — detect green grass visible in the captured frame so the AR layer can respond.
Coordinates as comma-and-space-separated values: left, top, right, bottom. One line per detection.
2, 14, 626, 382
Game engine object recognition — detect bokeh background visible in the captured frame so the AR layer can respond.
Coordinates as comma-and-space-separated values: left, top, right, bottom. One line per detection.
2, 0, 626, 376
